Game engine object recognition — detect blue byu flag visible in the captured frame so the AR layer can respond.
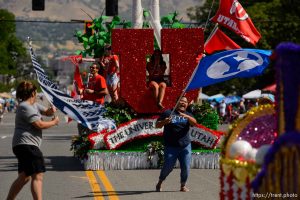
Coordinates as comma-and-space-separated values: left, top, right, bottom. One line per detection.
186, 49, 272, 91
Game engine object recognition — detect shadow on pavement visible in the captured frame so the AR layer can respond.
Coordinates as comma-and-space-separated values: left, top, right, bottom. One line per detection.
43, 135, 74, 141
74, 190, 174, 198
0, 156, 18, 172
0, 155, 84, 172
45, 156, 84, 171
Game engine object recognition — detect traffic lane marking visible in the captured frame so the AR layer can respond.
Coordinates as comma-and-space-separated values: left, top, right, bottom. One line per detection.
96, 170, 119, 200
69, 175, 88, 180
85, 171, 105, 200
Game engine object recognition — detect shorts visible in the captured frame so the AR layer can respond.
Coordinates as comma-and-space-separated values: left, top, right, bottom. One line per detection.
13, 144, 46, 176
106, 73, 119, 87
149, 77, 165, 84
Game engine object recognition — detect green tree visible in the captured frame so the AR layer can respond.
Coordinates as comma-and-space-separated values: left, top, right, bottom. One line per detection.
0, 9, 28, 89
247, 0, 300, 49
186, 0, 299, 95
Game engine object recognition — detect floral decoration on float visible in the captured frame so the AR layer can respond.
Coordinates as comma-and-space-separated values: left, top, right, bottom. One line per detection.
83, 114, 223, 170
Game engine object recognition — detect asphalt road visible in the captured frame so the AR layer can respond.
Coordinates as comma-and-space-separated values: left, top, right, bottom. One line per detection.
0, 111, 221, 200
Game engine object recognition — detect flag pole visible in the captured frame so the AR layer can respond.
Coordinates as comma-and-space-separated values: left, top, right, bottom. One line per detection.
204, 23, 218, 47
203, 0, 216, 31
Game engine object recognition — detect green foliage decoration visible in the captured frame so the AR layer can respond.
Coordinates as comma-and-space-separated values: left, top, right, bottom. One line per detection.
146, 141, 164, 168
74, 15, 131, 58
190, 102, 219, 130
161, 11, 185, 28
70, 135, 91, 160
142, 9, 150, 28
70, 100, 221, 158
103, 102, 137, 126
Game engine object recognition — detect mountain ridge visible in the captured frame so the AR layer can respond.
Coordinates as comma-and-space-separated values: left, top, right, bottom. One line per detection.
1, 0, 203, 53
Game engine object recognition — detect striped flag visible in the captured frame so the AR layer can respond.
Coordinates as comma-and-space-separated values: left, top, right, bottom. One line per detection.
29, 45, 116, 132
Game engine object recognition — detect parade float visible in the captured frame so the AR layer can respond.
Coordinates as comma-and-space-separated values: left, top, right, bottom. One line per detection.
65, 2, 224, 170
219, 42, 300, 199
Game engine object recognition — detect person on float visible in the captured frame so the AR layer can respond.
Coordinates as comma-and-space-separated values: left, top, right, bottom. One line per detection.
76, 62, 108, 135
7, 81, 59, 200
77, 62, 108, 105
79, 45, 120, 104
155, 96, 197, 192
146, 49, 167, 109
99, 44, 120, 104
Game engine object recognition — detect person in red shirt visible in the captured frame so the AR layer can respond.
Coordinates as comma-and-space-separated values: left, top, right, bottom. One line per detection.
147, 49, 167, 109
78, 62, 108, 105
76, 63, 108, 136
79, 45, 119, 104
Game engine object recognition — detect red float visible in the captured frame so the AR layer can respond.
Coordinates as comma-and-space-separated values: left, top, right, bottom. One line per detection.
112, 28, 204, 113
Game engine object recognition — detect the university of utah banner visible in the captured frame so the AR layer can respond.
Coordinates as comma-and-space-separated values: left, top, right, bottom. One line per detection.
98, 116, 224, 150
104, 117, 162, 150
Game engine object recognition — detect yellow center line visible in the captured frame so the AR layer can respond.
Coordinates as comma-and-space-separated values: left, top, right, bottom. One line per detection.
85, 171, 105, 200
96, 170, 119, 200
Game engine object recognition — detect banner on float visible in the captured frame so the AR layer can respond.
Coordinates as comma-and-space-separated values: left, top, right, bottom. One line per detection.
103, 116, 223, 150
104, 117, 162, 150
189, 124, 223, 148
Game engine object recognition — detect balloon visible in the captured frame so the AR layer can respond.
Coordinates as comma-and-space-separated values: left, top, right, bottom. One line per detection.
229, 140, 252, 160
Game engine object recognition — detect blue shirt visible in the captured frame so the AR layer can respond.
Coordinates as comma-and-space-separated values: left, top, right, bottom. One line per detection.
158, 109, 193, 147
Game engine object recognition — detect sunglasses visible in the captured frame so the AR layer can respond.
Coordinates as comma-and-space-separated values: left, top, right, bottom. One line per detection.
90, 66, 97, 70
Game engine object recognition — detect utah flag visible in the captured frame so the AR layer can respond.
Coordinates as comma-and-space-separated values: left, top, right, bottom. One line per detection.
211, 0, 261, 45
